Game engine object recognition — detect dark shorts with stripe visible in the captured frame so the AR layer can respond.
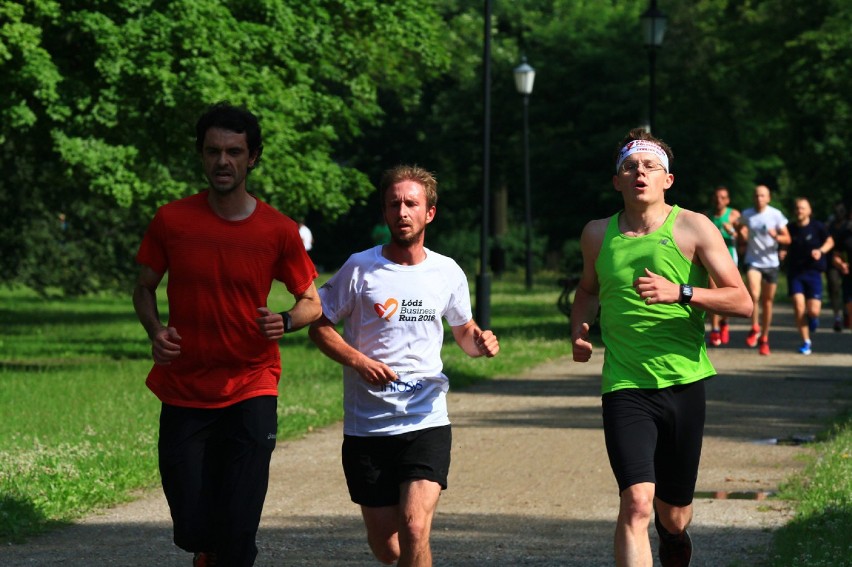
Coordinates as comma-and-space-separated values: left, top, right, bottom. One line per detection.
601, 380, 707, 506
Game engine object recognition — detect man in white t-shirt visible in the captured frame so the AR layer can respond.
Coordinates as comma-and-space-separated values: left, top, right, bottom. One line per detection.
309, 165, 499, 566
737, 184, 791, 355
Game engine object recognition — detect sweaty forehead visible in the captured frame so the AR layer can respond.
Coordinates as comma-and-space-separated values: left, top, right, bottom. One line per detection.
386, 180, 426, 200
203, 128, 248, 149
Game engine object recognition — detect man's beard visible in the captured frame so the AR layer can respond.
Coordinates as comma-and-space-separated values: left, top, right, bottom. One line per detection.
391, 225, 425, 247
207, 169, 242, 195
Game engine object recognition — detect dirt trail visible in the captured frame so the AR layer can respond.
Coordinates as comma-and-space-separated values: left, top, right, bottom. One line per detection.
2, 304, 849, 566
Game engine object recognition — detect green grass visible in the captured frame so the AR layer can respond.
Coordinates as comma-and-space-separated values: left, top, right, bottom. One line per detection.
0, 273, 569, 543
764, 413, 852, 566
5, 272, 848, 560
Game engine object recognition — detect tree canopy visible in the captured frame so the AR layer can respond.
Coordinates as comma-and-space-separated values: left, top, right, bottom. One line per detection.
2, 0, 850, 293
0, 0, 451, 293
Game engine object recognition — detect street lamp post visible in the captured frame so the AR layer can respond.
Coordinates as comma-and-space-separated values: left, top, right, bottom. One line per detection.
513, 57, 536, 290
640, 0, 667, 133
476, 0, 493, 329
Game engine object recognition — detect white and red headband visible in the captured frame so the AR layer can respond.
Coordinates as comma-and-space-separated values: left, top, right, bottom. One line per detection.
615, 140, 670, 173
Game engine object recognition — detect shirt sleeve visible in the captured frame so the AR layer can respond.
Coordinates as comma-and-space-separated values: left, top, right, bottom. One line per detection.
135, 210, 168, 274
317, 258, 357, 324
443, 262, 473, 327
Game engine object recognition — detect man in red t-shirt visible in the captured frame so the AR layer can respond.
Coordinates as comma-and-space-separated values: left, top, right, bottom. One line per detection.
133, 102, 321, 567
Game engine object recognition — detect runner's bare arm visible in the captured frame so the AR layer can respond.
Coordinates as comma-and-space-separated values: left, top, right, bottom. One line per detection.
308, 315, 397, 385
680, 212, 752, 318
452, 320, 499, 358
256, 281, 322, 340
132, 264, 181, 364
773, 224, 792, 245
571, 220, 605, 363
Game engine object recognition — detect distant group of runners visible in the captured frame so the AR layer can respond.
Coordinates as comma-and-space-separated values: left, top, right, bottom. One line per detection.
707, 183, 849, 356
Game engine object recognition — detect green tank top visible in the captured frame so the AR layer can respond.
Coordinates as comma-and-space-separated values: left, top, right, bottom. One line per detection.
712, 207, 737, 256
595, 205, 715, 394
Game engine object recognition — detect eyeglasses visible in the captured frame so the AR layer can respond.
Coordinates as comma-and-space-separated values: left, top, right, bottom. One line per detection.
618, 159, 666, 174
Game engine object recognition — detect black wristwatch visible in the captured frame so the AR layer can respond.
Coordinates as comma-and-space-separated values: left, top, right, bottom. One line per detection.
679, 284, 694, 305
281, 311, 293, 333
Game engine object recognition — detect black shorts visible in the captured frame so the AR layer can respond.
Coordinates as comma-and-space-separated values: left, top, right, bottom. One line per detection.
158, 396, 277, 559
342, 425, 452, 507
601, 381, 707, 507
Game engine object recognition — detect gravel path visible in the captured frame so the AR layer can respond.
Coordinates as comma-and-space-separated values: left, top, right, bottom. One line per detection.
2, 304, 849, 566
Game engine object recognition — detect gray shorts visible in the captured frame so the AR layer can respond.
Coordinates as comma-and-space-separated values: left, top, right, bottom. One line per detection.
746, 265, 779, 284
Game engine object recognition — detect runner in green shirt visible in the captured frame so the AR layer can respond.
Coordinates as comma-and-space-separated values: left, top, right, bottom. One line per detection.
707, 186, 742, 347
571, 129, 752, 567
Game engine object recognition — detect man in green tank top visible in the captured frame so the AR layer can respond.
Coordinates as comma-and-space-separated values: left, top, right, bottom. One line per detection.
571, 129, 752, 567
707, 186, 742, 347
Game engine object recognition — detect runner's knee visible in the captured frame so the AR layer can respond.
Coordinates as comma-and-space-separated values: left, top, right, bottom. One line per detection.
619, 486, 654, 526
367, 535, 399, 565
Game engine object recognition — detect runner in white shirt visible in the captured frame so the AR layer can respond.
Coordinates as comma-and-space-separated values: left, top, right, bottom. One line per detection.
737, 184, 791, 355
309, 165, 499, 567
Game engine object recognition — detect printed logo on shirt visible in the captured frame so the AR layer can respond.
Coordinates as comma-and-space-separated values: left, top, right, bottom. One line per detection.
374, 298, 399, 320
398, 299, 437, 322
659, 238, 669, 246
382, 379, 424, 393
373, 297, 437, 322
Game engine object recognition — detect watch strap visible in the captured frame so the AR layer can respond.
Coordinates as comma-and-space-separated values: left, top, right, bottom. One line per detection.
679, 284, 693, 305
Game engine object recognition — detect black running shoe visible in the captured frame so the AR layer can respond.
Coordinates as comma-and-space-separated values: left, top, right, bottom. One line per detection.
193, 552, 217, 567
655, 514, 692, 567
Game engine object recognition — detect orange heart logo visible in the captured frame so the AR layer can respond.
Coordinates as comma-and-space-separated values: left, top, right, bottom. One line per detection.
374, 298, 399, 320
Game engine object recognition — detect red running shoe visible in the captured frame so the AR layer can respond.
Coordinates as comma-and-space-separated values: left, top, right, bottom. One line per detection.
745, 327, 760, 348
709, 330, 721, 347
719, 322, 730, 344
758, 338, 770, 356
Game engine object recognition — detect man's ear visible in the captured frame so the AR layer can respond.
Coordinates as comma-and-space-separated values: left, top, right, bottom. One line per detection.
426, 206, 437, 224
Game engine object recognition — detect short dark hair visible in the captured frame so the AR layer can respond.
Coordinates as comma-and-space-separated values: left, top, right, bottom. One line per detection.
379, 165, 438, 210
195, 102, 263, 170
613, 127, 674, 170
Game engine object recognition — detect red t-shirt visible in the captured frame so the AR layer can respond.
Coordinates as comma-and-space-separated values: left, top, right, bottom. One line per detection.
136, 191, 318, 408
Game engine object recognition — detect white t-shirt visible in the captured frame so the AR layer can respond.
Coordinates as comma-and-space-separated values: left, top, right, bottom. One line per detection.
318, 246, 472, 436
741, 205, 788, 269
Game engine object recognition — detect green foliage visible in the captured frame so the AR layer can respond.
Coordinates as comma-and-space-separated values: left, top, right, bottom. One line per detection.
336, 0, 852, 277
768, 413, 852, 566
661, 0, 852, 216
3, 0, 851, 291
0, 0, 451, 295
